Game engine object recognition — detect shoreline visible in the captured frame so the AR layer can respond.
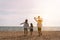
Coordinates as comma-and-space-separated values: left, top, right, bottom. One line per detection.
0, 27, 60, 31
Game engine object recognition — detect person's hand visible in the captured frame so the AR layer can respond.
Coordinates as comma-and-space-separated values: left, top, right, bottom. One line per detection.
34, 17, 37, 22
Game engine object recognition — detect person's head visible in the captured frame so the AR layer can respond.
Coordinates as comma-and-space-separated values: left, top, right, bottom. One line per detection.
25, 19, 28, 23
30, 23, 33, 27
38, 16, 40, 19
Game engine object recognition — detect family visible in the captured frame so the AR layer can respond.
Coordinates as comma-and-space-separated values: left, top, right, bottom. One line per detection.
20, 16, 43, 36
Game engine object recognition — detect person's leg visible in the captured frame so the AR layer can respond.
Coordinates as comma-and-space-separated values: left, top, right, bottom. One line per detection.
26, 28, 28, 35
40, 28, 42, 35
38, 30, 40, 36
24, 28, 25, 35
39, 28, 42, 36
30, 31, 32, 35
38, 27, 41, 36
24, 28, 27, 36
24, 28, 26, 36
40, 24, 42, 35
30, 29, 33, 35
38, 27, 40, 36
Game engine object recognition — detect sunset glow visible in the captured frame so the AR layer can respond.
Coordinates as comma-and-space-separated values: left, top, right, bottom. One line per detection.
0, 0, 60, 27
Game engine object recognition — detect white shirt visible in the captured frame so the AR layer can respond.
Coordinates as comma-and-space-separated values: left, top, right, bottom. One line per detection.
24, 23, 29, 28
21, 22, 29, 28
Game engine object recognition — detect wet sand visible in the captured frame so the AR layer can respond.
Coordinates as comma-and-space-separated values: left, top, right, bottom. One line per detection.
0, 31, 60, 40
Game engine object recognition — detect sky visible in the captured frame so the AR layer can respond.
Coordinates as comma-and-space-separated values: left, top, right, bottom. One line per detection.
0, 0, 60, 27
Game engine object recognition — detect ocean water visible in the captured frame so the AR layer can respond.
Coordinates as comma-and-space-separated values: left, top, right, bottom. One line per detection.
0, 26, 60, 31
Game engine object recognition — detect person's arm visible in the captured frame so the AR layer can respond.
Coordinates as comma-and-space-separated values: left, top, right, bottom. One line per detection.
34, 17, 38, 22
20, 22, 24, 25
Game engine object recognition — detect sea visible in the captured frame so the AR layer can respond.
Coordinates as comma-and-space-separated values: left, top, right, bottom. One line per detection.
0, 26, 60, 31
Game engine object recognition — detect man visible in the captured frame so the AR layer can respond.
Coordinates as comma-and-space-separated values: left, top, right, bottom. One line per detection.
34, 16, 43, 36
20, 19, 29, 36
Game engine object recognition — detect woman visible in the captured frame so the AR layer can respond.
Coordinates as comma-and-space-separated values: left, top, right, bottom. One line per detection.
34, 16, 43, 36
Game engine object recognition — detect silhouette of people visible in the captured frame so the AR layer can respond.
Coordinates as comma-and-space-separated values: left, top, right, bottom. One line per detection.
20, 19, 29, 36
30, 23, 33, 36
34, 16, 43, 36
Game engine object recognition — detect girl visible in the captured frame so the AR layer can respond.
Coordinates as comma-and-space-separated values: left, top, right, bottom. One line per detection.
30, 23, 33, 36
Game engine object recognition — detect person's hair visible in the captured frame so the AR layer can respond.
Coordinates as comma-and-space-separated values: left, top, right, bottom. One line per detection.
25, 19, 28, 24
38, 16, 40, 18
30, 23, 33, 27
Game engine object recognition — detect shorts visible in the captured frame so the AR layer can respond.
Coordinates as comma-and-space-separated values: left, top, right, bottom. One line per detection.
24, 28, 28, 31
38, 27, 41, 31
30, 29, 33, 32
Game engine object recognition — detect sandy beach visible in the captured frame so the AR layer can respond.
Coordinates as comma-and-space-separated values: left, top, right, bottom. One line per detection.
0, 31, 60, 40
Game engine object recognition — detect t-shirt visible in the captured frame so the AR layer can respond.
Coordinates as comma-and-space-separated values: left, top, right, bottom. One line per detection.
23, 23, 29, 28
37, 19, 42, 28
37, 20, 42, 24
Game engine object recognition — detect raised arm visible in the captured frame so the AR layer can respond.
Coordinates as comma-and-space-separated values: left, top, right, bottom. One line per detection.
34, 17, 38, 22
20, 22, 24, 25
